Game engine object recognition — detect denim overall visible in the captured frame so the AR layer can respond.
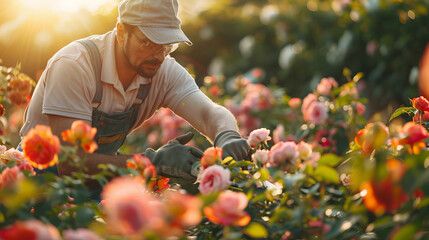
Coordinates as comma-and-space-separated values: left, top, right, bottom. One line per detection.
84, 40, 151, 154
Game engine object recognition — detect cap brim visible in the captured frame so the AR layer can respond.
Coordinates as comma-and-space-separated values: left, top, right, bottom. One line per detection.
137, 27, 192, 46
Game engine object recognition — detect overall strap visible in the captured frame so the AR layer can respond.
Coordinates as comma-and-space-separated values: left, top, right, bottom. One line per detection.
134, 83, 151, 105
77, 39, 103, 106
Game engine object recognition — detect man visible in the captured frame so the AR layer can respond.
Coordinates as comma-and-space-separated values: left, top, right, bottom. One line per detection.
19, 0, 249, 182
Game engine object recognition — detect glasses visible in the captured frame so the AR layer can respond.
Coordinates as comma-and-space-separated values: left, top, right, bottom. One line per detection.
130, 30, 179, 55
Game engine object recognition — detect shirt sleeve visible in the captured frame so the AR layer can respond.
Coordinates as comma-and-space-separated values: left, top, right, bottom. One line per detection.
42, 56, 95, 121
160, 59, 200, 111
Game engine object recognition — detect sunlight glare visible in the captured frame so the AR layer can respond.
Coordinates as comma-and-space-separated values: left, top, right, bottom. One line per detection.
18, 0, 116, 13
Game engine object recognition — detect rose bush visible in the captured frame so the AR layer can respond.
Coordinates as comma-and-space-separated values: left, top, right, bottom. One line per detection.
2, 62, 429, 240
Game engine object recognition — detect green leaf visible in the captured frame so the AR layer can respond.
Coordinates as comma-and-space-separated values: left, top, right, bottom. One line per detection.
243, 222, 268, 238
389, 107, 415, 122
314, 165, 340, 184
75, 207, 95, 228
318, 154, 342, 167
391, 224, 418, 240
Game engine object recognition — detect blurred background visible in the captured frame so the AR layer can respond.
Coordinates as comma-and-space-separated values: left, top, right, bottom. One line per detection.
1, 0, 428, 116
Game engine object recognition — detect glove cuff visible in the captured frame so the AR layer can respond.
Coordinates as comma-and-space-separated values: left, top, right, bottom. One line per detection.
214, 130, 242, 147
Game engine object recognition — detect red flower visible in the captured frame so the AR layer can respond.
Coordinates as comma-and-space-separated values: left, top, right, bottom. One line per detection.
21, 125, 60, 169
412, 96, 429, 112
0, 222, 37, 240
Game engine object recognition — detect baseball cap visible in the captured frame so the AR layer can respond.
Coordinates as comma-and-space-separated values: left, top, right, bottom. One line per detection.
118, 0, 192, 46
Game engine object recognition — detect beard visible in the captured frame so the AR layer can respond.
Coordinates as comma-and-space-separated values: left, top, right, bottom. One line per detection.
123, 43, 163, 78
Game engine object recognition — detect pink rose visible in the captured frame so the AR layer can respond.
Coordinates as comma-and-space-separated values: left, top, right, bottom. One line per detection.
252, 150, 269, 165
268, 141, 299, 172
302, 94, 318, 121
247, 128, 271, 148
101, 177, 165, 237
316, 77, 338, 96
355, 102, 366, 116
198, 165, 230, 195
307, 101, 328, 125
203, 190, 250, 226
273, 124, 285, 144
5, 148, 28, 163
297, 141, 312, 160
63, 229, 104, 240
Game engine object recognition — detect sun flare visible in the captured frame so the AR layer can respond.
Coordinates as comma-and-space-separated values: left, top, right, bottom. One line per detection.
18, 0, 117, 13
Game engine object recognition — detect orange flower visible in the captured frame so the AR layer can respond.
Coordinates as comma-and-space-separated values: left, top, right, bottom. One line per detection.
61, 120, 97, 153
21, 125, 60, 169
361, 158, 408, 215
147, 176, 170, 193
127, 154, 156, 179
201, 147, 222, 169
203, 190, 251, 226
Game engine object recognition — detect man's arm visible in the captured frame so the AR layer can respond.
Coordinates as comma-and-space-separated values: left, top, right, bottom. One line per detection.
172, 91, 238, 141
173, 91, 250, 160
47, 114, 130, 176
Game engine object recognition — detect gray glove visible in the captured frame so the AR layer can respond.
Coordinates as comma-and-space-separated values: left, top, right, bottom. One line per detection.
144, 132, 203, 181
214, 130, 250, 161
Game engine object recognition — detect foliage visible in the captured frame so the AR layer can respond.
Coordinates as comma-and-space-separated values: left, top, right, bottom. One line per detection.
3, 64, 429, 239
179, 0, 429, 116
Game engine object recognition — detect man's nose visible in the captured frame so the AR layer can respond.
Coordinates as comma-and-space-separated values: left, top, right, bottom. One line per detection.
153, 47, 166, 62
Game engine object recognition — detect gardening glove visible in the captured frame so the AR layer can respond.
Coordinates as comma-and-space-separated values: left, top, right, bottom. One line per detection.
214, 130, 250, 161
144, 132, 203, 182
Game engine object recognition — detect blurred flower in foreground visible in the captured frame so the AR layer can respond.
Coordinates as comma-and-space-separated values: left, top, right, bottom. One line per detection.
163, 191, 202, 236
21, 125, 60, 169
62, 120, 97, 153
198, 165, 230, 195
62, 228, 104, 240
101, 177, 164, 237
0, 219, 60, 240
361, 158, 408, 216
204, 190, 251, 226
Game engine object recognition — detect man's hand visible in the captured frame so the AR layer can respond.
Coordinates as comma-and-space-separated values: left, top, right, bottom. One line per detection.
214, 130, 250, 161
144, 132, 203, 181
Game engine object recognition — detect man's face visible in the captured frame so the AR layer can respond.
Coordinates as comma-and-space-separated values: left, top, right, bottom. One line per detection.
122, 28, 177, 78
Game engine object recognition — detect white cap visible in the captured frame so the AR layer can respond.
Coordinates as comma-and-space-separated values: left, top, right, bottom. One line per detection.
118, 0, 192, 46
